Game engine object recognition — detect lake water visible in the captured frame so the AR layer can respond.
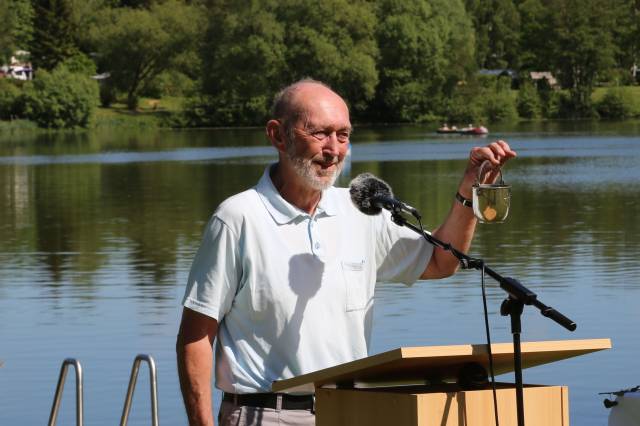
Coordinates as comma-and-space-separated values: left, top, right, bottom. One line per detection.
1, 121, 639, 425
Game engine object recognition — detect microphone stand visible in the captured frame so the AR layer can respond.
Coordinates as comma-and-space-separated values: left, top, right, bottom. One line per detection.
388, 210, 576, 426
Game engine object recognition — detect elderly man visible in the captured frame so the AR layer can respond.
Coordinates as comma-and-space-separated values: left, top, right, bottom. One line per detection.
176, 79, 516, 426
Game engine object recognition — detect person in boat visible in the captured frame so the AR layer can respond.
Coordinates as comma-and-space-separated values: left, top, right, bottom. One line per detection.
176, 79, 516, 426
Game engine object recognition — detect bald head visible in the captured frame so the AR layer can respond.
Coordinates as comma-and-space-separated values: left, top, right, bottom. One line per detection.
265, 79, 352, 195
271, 79, 348, 140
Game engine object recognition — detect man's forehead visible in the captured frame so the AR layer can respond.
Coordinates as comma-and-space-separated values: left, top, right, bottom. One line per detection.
291, 85, 350, 125
293, 83, 345, 106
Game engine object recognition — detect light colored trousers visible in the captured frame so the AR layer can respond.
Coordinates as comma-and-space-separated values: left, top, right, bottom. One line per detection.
218, 400, 316, 426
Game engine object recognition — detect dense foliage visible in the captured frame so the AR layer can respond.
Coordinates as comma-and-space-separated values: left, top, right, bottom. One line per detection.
466, 0, 520, 69
30, 0, 78, 70
0, 79, 24, 120
1, 0, 34, 63
89, 0, 204, 109
1, 0, 639, 128
516, 80, 542, 119
192, 0, 378, 125
596, 88, 638, 119
370, 0, 475, 122
23, 65, 99, 128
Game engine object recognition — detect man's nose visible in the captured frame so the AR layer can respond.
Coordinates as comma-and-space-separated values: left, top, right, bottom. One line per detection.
323, 132, 340, 157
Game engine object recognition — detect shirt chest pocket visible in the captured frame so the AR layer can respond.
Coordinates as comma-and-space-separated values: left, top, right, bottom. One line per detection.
341, 260, 370, 312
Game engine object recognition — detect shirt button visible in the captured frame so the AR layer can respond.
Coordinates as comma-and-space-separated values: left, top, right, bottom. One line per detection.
314, 242, 320, 249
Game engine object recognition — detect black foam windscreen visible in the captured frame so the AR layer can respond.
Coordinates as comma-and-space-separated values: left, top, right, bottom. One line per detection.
349, 173, 394, 215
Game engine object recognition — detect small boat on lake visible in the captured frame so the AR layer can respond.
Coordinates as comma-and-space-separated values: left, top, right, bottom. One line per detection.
437, 124, 489, 135
460, 125, 489, 135
436, 125, 459, 134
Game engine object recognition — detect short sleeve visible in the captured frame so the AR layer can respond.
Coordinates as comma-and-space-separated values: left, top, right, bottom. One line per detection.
182, 216, 241, 321
374, 211, 434, 285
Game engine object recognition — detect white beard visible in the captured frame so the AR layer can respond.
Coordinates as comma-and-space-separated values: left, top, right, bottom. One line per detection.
287, 145, 343, 191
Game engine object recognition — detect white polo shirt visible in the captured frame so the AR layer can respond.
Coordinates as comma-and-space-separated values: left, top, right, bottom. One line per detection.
182, 165, 433, 394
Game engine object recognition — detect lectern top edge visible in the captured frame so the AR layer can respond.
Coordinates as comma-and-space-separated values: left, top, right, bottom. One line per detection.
272, 338, 611, 393
399, 338, 612, 359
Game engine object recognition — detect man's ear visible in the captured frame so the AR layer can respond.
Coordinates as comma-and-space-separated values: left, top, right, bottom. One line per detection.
266, 120, 287, 154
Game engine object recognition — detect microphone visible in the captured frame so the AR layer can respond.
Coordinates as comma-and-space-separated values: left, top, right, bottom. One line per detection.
349, 173, 421, 218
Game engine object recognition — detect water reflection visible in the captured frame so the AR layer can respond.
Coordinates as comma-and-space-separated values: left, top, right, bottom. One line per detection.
0, 125, 638, 425
2, 131, 638, 299
0, 127, 269, 157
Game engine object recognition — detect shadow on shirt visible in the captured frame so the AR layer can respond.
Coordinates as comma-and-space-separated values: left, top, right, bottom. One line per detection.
258, 253, 324, 392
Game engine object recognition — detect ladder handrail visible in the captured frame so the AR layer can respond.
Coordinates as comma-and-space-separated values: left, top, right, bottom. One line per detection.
120, 354, 159, 426
48, 358, 84, 426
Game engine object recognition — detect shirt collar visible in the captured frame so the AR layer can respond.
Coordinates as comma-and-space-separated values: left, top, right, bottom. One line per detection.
256, 164, 339, 224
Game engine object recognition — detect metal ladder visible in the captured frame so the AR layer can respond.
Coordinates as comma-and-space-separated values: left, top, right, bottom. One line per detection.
48, 354, 159, 426
48, 358, 83, 426
120, 354, 159, 426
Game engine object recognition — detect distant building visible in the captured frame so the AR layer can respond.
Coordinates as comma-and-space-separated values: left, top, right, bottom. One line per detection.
478, 69, 518, 79
0, 50, 33, 81
0, 65, 32, 80
477, 69, 520, 89
529, 71, 558, 88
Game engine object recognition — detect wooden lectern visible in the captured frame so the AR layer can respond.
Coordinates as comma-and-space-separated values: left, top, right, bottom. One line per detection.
273, 338, 611, 426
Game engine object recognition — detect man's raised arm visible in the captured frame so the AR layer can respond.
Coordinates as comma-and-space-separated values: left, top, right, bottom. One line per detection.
422, 140, 517, 279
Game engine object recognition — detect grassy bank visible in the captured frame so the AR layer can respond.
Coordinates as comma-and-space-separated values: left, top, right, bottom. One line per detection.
592, 86, 640, 103
93, 96, 183, 129
0, 119, 40, 132
0, 97, 183, 133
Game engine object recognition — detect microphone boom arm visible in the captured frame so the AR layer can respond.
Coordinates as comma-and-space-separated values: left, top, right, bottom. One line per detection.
388, 211, 576, 332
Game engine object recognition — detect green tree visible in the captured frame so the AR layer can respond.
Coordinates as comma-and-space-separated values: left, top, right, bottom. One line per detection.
197, 0, 378, 125
596, 87, 637, 118
518, 0, 552, 71
0, 0, 34, 63
610, 0, 640, 77
545, 0, 617, 116
278, 0, 379, 116
30, 0, 79, 70
445, 75, 517, 124
516, 79, 542, 119
70, 0, 116, 48
520, 0, 618, 116
198, 0, 287, 125
371, 0, 475, 122
433, 0, 476, 88
89, 0, 204, 109
444, 84, 484, 124
0, 3, 13, 63
0, 79, 23, 119
23, 65, 99, 128
465, 0, 520, 69
59, 52, 98, 78
481, 76, 518, 122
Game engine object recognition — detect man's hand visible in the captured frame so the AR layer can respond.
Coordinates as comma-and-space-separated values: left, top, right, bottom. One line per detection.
176, 308, 218, 426
459, 140, 517, 198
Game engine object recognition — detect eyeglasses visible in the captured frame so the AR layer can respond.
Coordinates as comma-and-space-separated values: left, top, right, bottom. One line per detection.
294, 127, 351, 144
